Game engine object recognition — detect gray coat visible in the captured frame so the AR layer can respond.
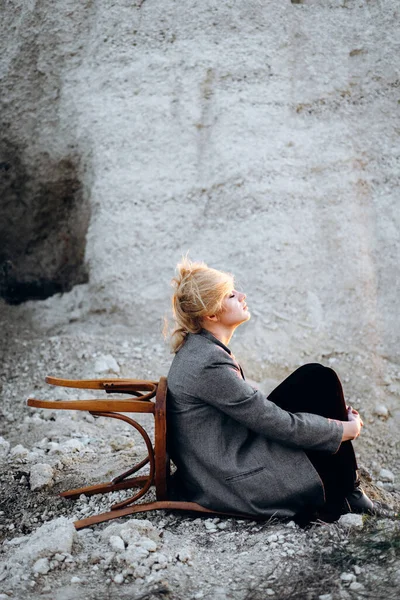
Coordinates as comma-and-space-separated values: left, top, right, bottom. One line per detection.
167, 329, 343, 518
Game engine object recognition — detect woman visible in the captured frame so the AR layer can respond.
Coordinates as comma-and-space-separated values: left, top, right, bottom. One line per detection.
167, 258, 374, 520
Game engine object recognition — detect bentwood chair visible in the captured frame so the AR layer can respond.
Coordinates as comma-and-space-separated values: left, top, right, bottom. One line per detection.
27, 377, 249, 529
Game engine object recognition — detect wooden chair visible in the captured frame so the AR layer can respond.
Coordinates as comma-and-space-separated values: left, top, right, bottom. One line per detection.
27, 376, 251, 529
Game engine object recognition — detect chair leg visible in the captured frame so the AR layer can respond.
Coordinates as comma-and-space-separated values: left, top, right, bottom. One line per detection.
73, 501, 257, 530
60, 411, 157, 507
60, 475, 149, 500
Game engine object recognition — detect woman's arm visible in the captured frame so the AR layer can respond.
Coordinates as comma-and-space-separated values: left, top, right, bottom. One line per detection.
196, 352, 344, 453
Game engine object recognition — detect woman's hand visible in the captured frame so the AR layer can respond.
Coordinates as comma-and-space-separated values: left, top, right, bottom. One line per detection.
341, 406, 363, 441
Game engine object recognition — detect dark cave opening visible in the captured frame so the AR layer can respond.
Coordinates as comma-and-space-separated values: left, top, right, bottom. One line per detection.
0, 141, 90, 305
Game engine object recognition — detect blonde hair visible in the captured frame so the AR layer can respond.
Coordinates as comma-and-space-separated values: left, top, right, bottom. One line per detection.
170, 257, 234, 353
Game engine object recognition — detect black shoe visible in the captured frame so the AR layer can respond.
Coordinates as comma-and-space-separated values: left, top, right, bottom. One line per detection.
345, 485, 374, 514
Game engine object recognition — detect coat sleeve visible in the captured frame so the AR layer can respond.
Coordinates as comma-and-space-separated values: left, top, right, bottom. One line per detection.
195, 350, 343, 454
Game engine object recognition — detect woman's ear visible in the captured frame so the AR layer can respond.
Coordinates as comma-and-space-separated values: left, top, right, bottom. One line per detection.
203, 314, 219, 323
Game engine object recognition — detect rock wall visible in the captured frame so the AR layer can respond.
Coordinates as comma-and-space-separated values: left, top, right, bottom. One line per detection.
1, 0, 399, 369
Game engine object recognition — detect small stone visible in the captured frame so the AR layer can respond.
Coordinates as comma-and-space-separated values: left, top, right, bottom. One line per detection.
318, 595, 333, 600
109, 535, 125, 552
338, 513, 364, 530
373, 404, 389, 418
285, 520, 297, 528
71, 576, 82, 583
140, 538, 158, 552
30, 463, 54, 491
267, 534, 278, 543
110, 435, 135, 451
378, 468, 394, 482
266, 590, 275, 596
177, 549, 192, 563
10, 444, 29, 459
340, 572, 356, 582
0, 436, 10, 459
32, 557, 50, 574
94, 354, 120, 374
61, 439, 85, 453
113, 573, 124, 584
349, 582, 364, 591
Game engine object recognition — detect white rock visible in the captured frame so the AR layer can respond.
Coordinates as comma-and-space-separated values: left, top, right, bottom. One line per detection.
10, 444, 29, 459
14, 517, 76, 564
338, 513, 364, 530
61, 439, 85, 453
0, 436, 10, 459
32, 557, 50, 574
140, 538, 158, 552
122, 546, 149, 566
71, 576, 82, 583
102, 519, 160, 545
267, 534, 278, 543
349, 582, 364, 591
113, 573, 124, 584
373, 404, 389, 418
340, 572, 356, 582
110, 435, 135, 451
94, 354, 120, 374
109, 535, 125, 552
47, 442, 61, 454
30, 463, 54, 491
154, 553, 168, 567
378, 468, 394, 482
177, 549, 192, 563
319, 595, 333, 600
266, 590, 275, 596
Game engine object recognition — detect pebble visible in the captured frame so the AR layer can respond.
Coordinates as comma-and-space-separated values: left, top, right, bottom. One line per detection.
32, 558, 50, 575
340, 572, 356, 583
71, 576, 82, 583
319, 595, 333, 600
29, 463, 54, 491
94, 354, 120, 374
177, 549, 192, 563
140, 538, 158, 552
338, 513, 364, 530
0, 436, 10, 459
373, 404, 389, 418
349, 582, 364, 591
10, 444, 30, 459
378, 468, 394, 482
109, 535, 125, 552
61, 439, 85, 453
113, 573, 124, 584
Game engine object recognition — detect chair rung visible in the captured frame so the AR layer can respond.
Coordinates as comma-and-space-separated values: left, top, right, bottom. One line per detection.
27, 398, 155, 413
45, 376, 158, 391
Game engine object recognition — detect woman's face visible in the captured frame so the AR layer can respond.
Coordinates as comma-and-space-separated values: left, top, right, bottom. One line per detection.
218, 289, 251, 328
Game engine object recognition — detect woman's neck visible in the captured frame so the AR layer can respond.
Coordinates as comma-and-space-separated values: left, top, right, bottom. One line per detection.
201, 323, 236, 347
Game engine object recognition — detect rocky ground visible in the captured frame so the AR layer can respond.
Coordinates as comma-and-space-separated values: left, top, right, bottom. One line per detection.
0, 320, 399, 600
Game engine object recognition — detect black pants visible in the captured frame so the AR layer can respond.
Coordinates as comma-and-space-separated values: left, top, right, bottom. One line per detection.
268, 363, 358, 507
